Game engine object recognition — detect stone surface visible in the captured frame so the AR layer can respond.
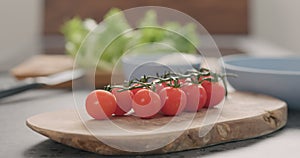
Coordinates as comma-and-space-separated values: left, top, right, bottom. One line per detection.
1, 72, 300, 158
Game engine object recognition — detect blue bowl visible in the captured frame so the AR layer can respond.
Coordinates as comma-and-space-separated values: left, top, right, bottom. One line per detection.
223, 55, 300, 109
121, 53, 201, 81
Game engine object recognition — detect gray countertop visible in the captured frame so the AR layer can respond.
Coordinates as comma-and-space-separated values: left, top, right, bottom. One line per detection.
1, 72, 300, 158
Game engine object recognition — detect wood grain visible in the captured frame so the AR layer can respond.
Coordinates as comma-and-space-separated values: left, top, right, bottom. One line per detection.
26, 91, 287, 155
44, 0, 248, 35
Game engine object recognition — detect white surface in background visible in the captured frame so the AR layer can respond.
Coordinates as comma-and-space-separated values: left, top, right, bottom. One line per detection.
212, 35, 297, 57
237, 37, 297, 57
0, 0, 42, 72
250, 0, 300, 54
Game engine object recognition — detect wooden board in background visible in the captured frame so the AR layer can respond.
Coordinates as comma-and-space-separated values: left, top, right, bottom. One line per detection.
44, 0, 248, 35
26, 91, 287, 155
11, 54, 74, 80
10, 54, 115, 88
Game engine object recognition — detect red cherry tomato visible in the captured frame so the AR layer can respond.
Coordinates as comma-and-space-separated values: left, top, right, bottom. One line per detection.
201, 80, 225, 108
170, 78, 187, 85
132, 89, 161, 118
152, 79, 167, 94
111, 88, 133, 116
85, 90, 117, 120
159, 87, 187, 116
153, 83, 165, 94
152, 79, 186, 94
114, 106, 128, 116
130, 83, 144, 95
181, 84, 207, 112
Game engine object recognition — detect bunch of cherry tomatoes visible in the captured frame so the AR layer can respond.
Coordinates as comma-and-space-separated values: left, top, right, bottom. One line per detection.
85, 68, 227, 120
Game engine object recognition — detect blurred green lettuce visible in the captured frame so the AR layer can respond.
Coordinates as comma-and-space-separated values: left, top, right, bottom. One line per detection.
61, 8, 200, 71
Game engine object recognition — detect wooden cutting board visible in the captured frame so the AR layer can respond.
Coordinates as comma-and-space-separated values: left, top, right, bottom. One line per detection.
26, 91, 287, 155
10, 54, 117, 88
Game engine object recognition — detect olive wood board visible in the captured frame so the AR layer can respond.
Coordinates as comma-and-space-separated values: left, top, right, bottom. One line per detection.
26, 91, 287, 155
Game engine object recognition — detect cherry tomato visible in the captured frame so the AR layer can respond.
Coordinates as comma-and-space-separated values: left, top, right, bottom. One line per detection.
152, 83, 165, 94
152, 78, 187, 94
114, 106, 128, 116
132, 89, 161, 118
170, 78, 187, 86
201, 79, 225, 108
152, 79, 167, 94
130, 83, 144, 95
111, 88, 133, 116
181, 84, 207, 112
85, 90, 117, 120
159, 87, 187, 116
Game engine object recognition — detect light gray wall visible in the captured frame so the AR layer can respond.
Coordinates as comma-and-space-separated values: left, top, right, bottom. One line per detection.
0, 0, 43, 72
250, 0, 300, 54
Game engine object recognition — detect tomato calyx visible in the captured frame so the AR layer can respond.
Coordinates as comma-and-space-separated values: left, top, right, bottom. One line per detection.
103, 84, 112, 92
106, 68, 235, 97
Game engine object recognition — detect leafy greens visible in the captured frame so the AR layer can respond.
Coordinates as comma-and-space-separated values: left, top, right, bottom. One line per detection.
61, 8, 200, 71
